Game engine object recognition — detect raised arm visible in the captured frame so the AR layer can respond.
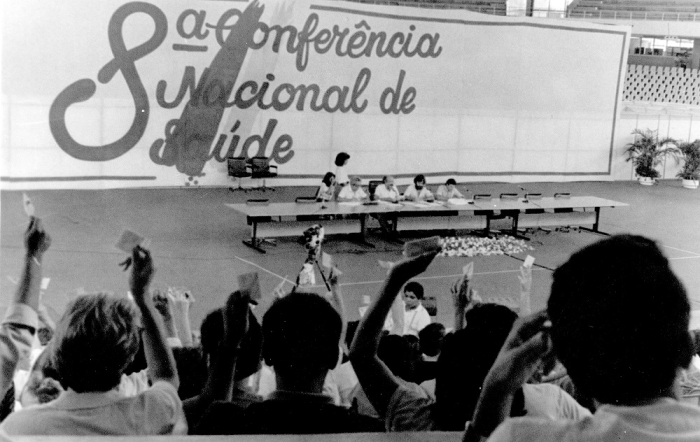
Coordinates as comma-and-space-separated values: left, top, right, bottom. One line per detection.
0, 218, 51, 396
465, 311, 551, 442
327, 269, 348, 352
130, 246, 179, 389
451, 262, 474, 331
184, 291, 250, 427
350, 251, 437, 418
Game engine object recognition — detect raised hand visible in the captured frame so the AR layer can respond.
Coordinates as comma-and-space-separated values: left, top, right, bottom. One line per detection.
224, 291, 250, 348
389, 250, 438, 283
129, 246, 155, 301
25, 218, 51, 259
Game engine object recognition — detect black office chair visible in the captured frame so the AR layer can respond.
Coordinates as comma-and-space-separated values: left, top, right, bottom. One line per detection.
250, 157, 278, 192
368, 180, 382, 200
227, 157, 251, 192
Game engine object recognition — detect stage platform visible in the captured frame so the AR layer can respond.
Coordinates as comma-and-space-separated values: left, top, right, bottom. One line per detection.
1, 180, 699, 332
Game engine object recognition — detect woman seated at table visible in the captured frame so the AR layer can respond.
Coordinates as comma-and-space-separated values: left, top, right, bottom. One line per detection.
316, 172, 336, 202
338, 176, 368, 202
403, 174, 434, 202
436, 178, 465, 201
374, 176, 402, 203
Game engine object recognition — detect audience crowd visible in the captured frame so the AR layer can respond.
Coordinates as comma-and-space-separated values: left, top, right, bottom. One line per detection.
1, 215, 699, 440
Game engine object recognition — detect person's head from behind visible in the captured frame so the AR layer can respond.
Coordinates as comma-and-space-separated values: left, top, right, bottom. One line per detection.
200, 303, 263, 382
435, 303, 518, 430
378, 334, 413, 381
419, 322, 446, 358
335, 152, 350, 167
321, 172, 335, 187
20, 349, 63, 408
50, 293, 140, 393
548, 235, 693, 406
414, 174, 426, 190
445, 178, 457, 192
403, 281, 424, 310
262, 292, 341, 386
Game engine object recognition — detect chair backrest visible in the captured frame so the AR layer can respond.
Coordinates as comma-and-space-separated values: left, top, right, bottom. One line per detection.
368, 180, 382, 195
250, 157, 270, 172
227, 157, 248, 175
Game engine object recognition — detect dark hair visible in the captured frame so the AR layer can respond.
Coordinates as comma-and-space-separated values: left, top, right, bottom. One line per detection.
548, 235, 693, 405
419, 322, 446, 357
200, 304, 263, 381
414, 174, 426, 185
445, 178, 457, 186
172, 346, 207, 400
404, 281, 424, 300
434, 303, 518, 430
262, 292, 341, 379
51, 294, 139, 392
382, 176, 390, 183
321, 172, 335, 187
377, 335, 413, 381
334, 152, 350, 167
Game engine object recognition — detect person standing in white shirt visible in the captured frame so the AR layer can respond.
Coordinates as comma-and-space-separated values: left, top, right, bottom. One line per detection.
436, 178, 465, 201
403, 175, 434, 202
338, 176, 368, 202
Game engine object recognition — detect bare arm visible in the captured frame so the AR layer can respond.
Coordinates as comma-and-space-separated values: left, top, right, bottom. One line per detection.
350, 252, 437, 418
452, 262, 474, 331
466, 311, 551, 441
328, 269, 348, 351
130, 247, 179, 388
15, 218, 51, 311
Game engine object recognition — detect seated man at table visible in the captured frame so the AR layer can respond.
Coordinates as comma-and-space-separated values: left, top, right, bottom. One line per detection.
338, 176, 368, 202
436, 178, 465, 201
374, 176, 402, 203
403, 175, 434, 202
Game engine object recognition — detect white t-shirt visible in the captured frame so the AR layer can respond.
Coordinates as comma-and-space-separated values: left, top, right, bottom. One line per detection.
403, 184, 434, 201
338, 185, 367, 201
403, 304, 431, 336
436, 185, 464, 200
385, 381, 591, 432
317, 183, 334, 201
487, 399, 700, 442
1, 381, 187, 435
335, 166, 349, 186
374, 184, 401, 201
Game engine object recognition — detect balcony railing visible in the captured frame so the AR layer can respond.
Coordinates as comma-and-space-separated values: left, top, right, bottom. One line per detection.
567, 10, 700, 21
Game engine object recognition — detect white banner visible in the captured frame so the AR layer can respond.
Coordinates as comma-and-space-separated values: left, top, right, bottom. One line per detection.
1, 0, 630, 189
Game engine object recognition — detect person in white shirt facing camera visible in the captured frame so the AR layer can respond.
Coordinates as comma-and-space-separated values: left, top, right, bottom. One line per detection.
436, 178, 465, 201
374, 176, 402, 203
403, 175, 434, 202
338, 176, 368, 202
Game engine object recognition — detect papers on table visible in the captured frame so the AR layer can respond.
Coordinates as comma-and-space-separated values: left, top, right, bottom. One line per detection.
338, 201, 362, 206
447, 198, 473, 205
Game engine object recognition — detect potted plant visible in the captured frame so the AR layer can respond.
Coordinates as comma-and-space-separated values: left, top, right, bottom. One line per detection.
624, 129, 679, 185
676, 139, 700, 189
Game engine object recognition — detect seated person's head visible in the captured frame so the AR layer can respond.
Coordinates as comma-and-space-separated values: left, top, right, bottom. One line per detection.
378, 334, 413, 381
172, 346, 207, 400
435, 303, 519, 430
350, 176, 362, 189
419, 322, 446, 358
50, 293, 140, 393
403, 281, 424, 309
335, 152, 350, 167
200, 303, 263, 382
37, 327, 53, 346
321, 172, 335, 187
548, 235, 694, 406
414, 174, 426, 189
262, 292, 342, 384
20, 349, 63, 408
445, 178, 457, 191
382, 176, 395, 188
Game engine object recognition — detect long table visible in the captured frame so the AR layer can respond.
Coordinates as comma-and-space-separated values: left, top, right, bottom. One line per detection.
226, 196, 628, 253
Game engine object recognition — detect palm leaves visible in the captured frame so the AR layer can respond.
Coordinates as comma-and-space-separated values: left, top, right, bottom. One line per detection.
676, 140, 700, 181
624, 129, 679, 179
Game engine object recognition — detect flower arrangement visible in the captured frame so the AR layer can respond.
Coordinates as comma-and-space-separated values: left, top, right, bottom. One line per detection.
439, 235, 532, 257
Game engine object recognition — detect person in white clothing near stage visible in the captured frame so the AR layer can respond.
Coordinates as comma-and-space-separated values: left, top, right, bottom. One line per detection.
338, 176, 368, 202
436, 178, 465, 201
403, 175, 434, 202
402, 281, 431, 336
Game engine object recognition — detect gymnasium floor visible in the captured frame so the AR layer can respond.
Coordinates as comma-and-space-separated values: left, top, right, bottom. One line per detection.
1, 179, 699, 330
